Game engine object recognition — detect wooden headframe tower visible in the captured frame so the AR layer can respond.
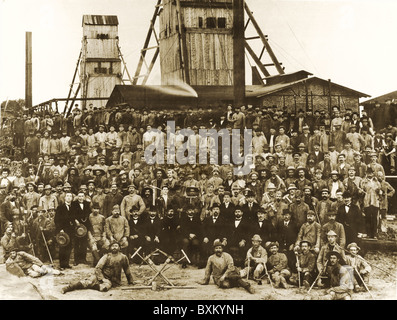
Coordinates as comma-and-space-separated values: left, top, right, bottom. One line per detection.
133, 0, 285, 104
64, 15, 133, 115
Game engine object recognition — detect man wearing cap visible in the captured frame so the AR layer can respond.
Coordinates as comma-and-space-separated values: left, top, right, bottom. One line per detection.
327, 171, 344, 201
289, 190, 310, 229
283, 184, 297, 205
329, 120, 346, 153
267, 241, 291, 288
120, 184, 146, 221
295, 210, 321, 254
360, 167, 382, 239
22, 182, 40, 212
377, 171, 395, 233
367, 151, 385, 177
89, 203, 109, 266
199, 239, 254, 294
105, 205, 130, 254
240, 234, 267, 281
335, 153, 350, 180
317, 230, 346, 288
345, 242, 371, 292
291, 240, 316, 288
265, 166, 286, 194
321, 251, 354, 300
61, 240, 134, 294
141, 206, 161, 256
321, 208, 346, 248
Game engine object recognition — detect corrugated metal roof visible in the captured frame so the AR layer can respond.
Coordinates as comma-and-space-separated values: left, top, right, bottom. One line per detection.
82, 15, 119, 26
254, 77, 370, 98
361, 90, 397, 105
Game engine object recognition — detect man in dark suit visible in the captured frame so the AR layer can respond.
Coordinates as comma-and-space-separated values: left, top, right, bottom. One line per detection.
54, 192, 75, 269
219, 191, 235, 222
142, 207, 161, 257
276, 209, 298, 270
200, 203, 227, 267
179, 205, 202, 267
71, 190, 93, 265
224, 206, 251, 268
128, 206, 146, 259
160, 206, 180, 256
336, 191, 363, 245
251, 208, 276, 244
241, 190, 260, 221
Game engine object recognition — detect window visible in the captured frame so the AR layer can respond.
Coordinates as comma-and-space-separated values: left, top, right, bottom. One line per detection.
218, 17, 226, 28
198, 17, 203, 28
206, 17, 216, 28
94, 62, 107, 74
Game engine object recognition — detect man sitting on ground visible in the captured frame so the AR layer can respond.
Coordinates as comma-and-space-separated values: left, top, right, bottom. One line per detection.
61, 241, 134, 293
199, 239, 255, 294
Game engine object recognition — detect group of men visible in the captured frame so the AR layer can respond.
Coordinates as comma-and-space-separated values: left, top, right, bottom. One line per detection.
0, 101, 395, 299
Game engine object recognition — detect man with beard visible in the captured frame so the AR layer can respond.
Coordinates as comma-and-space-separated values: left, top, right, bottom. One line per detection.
318, 151, 334, 180
336, 191, 363, 245
201, 204, 227, 267
271, 190, 289, 227
142, 207, 161, 257
264, 166, 286, 194
224, 206, 251, 268
240, 234, 267, 282
290, 240, 316, 288
251, 209, 275, 245
199, 239, 255, 294
316, 230, 346, 288
275, 209, 298, 270
289, 190, 310, 229
377, 171, 395, 233
105, 204, 129, 254
327, 171, 344, 202
160, 206, 181, 257
179, 205, 202, 267
120, 184, 146, 221
343, 167, 363, 206
321, 251, 354, 300
303, 185, 319, 213
241, 190, 260, 222
88, 203, 109, 266
127, 206, 146, 258
294, 210, 321, 254
61, 241, 134, 293
321, 210, 346, 248
103, 183, 124, 218
267, 241, 291, 289
360, 167, 381, 239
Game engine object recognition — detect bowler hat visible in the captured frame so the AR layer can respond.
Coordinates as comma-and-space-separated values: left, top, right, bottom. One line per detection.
75, 224, 87, 238
56, 231, 70, 247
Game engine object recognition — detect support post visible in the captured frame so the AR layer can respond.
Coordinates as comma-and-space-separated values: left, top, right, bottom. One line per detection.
233, 0, 245, 107
25, 32, 33, 110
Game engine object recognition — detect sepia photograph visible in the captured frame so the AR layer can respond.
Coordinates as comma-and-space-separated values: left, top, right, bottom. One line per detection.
0, 0, 397, 304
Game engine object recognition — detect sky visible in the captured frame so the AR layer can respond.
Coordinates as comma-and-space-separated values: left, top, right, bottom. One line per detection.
1, 0, 397, 107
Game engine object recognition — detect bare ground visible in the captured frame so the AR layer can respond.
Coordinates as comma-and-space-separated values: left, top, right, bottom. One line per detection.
0, 250, 396, 301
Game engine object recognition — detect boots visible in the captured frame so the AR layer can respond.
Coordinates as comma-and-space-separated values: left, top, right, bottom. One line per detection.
61, 281, 84, 294
280, 276, 289, 289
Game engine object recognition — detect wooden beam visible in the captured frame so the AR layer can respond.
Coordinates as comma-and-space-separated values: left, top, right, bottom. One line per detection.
132, 0, 161, 85
142, 47, 160, 85
25, 32, 32, 110
244, 2, 284, 74
179, 0, 232, 9
64, 50, 82, 115
245, 40, 270, 77
233, 0, 245, 107
176, 0, 190, 84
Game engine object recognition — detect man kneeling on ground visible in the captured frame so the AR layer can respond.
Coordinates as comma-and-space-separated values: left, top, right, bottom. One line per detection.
61, 241, 134, 293
199, 239, 255, 294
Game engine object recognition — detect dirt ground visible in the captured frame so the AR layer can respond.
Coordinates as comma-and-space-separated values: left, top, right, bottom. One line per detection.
0, 248, 396, 301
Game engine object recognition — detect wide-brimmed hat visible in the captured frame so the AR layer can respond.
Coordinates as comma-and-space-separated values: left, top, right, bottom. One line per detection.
326, 251, 343, 261
213, 239, 224, 247
56, 231, 70, 247
251, 234, 262, 242
347, 242, 361, 251
75, 224, 87, 238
